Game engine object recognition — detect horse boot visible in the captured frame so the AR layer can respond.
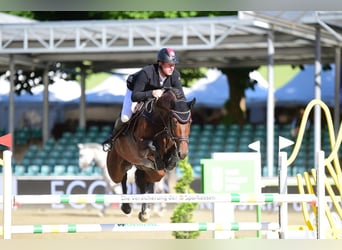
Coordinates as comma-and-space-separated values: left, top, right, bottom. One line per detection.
102, 118, 125, 152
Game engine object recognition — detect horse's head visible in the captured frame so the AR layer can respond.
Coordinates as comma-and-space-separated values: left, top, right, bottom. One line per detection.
157, 88, 196, 160
170, 97, 196, 159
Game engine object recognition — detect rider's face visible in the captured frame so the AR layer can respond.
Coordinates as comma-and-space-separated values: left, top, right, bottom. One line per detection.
159, 62, 176, 77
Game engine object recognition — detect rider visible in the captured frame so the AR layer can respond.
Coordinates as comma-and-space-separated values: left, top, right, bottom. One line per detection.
102, 47, 185, 152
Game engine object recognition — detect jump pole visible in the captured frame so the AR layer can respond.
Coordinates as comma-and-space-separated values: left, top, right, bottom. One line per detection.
278, 136, 295, 239
11, 193, 317, 205
3, 222, 280, 234
1, 133, 13, 239
2, 150, 12, 239
316, 150, 326, 239
278, 135, 326, 239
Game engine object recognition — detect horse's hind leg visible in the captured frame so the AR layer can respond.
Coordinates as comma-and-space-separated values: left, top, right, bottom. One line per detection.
135, 169, 154, 222
120, 173, 132, 215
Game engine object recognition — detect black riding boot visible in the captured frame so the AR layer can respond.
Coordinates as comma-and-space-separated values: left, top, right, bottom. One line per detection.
102, 118, 125, 152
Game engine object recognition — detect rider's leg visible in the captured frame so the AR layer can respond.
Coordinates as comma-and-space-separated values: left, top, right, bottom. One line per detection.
102, 89, 133, 152
121, 89, 134, 122
102, 117, 126, 152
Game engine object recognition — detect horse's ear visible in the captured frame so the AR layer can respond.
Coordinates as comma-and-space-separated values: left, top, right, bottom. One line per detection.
78, 143, 83, 149
187, 98, 196, 109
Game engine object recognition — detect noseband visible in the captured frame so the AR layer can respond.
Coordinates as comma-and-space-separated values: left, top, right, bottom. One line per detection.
170, 109, 192, 143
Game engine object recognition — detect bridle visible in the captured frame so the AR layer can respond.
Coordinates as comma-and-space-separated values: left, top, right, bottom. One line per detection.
154, 104, 192, 153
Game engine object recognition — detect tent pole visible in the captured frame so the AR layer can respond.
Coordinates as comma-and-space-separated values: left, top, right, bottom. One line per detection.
79, 66, 86, 129
314, 25, 322, 168
334, 47, 341, 136
267, 29, 275, 177
42, 65, 49, 144
8, 55, 15, 152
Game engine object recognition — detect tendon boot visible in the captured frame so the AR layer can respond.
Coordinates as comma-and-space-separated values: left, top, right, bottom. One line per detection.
102, 118, 125, 152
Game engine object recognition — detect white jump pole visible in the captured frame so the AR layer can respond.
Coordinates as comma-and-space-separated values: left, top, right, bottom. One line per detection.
316, 150, 326, 239
278, 151, 288, 239
278, 136, 294, 239
12, 193, 317, 205
2, 150, 12, 239
6, 222, 280, 234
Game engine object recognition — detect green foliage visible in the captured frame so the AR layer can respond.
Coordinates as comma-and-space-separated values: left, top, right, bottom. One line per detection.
5, 11, 35, 19
15, 11, 235, 21
179, 68, 207, 87
170, 157, 199, 239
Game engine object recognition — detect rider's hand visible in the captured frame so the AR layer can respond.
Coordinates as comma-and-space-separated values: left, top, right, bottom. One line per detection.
152, 89, 164, 99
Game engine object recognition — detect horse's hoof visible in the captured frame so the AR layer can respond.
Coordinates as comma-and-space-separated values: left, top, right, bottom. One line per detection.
138, 212, 150, 222
121, 203, 132, 215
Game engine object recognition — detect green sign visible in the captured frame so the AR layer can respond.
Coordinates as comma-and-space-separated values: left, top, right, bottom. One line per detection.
201, 152, 261, 194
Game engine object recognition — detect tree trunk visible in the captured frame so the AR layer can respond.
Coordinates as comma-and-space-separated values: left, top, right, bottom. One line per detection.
221, 68, 250, 125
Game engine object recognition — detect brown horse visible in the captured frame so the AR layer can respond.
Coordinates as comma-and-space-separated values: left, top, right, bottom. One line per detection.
106, 87, 195, 222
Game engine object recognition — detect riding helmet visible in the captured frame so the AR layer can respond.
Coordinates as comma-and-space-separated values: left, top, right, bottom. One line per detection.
157, 48, 179, 64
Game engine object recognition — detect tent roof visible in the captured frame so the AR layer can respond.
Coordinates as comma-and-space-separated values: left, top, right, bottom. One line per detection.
0, 11, 341, 72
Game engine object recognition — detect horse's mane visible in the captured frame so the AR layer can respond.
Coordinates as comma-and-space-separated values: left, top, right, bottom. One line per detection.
165, 87, 185, 101
162, 88, 192, 123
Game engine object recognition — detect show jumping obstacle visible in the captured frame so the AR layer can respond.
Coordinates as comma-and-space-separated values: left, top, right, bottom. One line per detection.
291, 99, 342, 239
0, 144, 321, 239
11, 193, 317, 205
0, 147, 312, 238
1, 99, 341, 239
8, 222, 280, 234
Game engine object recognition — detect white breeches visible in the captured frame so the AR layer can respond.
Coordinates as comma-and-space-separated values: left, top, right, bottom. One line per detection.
121, 88, 137, 123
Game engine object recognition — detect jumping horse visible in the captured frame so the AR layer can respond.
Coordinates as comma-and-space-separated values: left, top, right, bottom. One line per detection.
106, 87, 195, 222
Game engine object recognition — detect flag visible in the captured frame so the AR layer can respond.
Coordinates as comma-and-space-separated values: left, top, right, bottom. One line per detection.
0, 133, 12, 151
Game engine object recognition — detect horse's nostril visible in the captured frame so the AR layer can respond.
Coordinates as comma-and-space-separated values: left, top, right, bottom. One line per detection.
178, 151, 188, 160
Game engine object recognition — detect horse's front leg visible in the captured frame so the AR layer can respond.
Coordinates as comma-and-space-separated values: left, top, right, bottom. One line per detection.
139, 182, 154, 222
120, 173, 132, 215
135, 169, 154, 222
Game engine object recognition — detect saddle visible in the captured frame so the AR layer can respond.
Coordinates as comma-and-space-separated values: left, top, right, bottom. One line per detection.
119, 100, 157, 152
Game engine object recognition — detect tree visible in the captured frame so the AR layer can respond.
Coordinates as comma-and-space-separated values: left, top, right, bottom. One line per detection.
1, 63, 67, 95
220, 67, 258, 125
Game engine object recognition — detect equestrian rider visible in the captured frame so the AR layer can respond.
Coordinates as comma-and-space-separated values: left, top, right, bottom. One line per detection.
102, 47, 185, 152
